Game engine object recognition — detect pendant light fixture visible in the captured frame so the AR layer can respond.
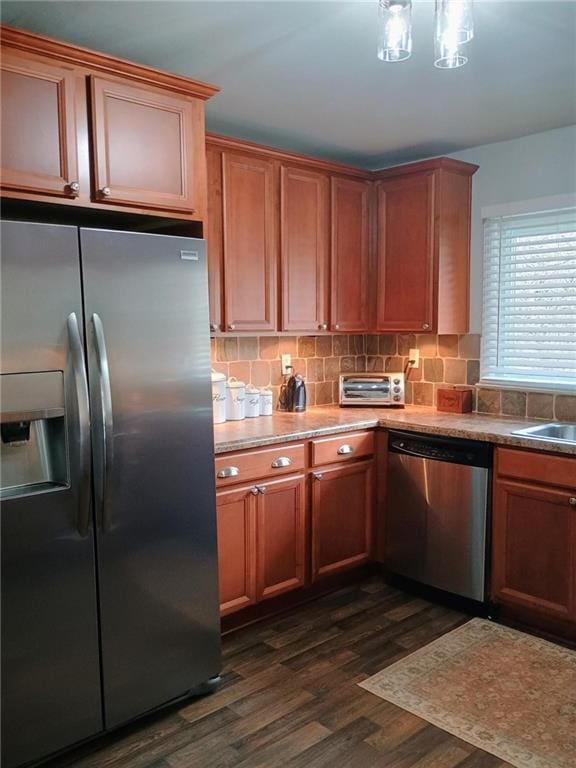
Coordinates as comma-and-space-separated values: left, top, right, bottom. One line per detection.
377, 0, 473, 68
434, 0, 473, 68
377, 0, 413, 63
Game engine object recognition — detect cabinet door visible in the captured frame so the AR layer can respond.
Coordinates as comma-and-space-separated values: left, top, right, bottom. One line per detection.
376, 173, 435, 332
256, 474, 307, 600
280, 166, 329, 332
330, 178, 371, 331
216, 484, 257, 616
90, 76, 202, 214
222, 152, 278, 332
492, 479, 576, 623
206, 145, 224, 332
312, 460, 373, 580
1, 51, 80, 199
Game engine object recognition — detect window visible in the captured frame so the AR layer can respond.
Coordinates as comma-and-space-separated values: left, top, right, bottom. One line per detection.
481, 206, 576, 391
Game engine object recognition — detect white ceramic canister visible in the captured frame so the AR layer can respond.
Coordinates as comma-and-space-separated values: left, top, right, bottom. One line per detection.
245, 386, 261, 418
211, 371, 227, 425
259, 388, 273, 416
226, 377, 246, 421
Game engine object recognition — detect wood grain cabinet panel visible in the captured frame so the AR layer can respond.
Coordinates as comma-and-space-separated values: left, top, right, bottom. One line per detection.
330, 178, 371, 331
256, 475, 307, 601
90, 76, 203, 214
280, 166, 330, 332
492, 478, 576, 623
206, 145, 224, 332
374, 159, 477, 334
216, 484, 257, 617
376, 173, 435, 332
1, 50, 81, 199
222, 152, 278, 331
312, 460, 373, 580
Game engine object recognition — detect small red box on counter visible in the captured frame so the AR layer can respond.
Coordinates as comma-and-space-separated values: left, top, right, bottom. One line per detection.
436, 386, 473, 413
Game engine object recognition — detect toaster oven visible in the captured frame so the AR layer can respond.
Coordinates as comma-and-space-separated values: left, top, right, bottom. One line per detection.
339, 373, 405, 406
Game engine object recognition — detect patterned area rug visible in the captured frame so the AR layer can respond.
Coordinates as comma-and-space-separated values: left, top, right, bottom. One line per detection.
359, 618, 576, 768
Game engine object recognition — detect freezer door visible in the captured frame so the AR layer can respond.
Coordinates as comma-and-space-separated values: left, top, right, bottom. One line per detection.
80, 229, 221, 728
1, 221, 103, 768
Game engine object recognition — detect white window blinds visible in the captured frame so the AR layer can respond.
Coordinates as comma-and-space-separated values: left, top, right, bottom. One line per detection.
481, 207, 576, 390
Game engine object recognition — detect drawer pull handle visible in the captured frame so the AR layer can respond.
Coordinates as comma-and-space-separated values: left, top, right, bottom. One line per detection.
337, 444, 354, 455
313, 472, 323, 481
250, 486, 259, 496
271, 456, 292, 469
569, 497, 576, 507
217, 466, 240, 479
257, 485, 267, 494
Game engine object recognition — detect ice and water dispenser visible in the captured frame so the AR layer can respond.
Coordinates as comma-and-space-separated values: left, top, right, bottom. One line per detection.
0, 371, 68, 498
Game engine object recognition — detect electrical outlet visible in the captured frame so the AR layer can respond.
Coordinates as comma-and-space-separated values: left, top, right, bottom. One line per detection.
281, 354, 292, 375
408, 348, 420, 369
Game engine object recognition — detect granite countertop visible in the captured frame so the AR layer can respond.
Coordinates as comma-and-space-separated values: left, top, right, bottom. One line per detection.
213, 405, 576, 456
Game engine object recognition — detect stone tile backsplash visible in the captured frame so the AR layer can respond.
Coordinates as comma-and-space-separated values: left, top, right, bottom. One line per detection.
211, 332, 575, 419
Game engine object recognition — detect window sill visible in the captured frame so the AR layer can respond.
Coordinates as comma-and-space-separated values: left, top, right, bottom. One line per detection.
478, 378, 576, 395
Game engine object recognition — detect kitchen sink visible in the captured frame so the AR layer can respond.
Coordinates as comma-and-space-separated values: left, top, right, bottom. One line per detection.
511, 422, 576, 444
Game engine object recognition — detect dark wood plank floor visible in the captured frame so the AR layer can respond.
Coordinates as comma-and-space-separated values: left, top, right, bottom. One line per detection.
49, 578, 512, 768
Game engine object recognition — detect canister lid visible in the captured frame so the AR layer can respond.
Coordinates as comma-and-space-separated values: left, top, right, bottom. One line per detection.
211, 370, 226, 382
227, 376, 245, 388
246, 386, 260, 394
259, 388, 273, 395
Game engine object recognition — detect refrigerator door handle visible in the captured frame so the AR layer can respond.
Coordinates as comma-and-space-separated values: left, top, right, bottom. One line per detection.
90, 313, 114, 533
67, 312, 92, 537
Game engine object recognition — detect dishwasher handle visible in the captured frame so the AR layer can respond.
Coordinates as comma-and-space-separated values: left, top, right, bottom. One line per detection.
388, 430, 492, 468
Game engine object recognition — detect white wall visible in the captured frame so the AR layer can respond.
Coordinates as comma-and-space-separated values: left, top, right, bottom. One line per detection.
449, 125, 576, 332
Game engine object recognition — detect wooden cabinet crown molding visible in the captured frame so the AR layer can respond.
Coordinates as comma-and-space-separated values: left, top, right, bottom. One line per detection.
206, 132, 371, 180
373, 156, 479, 180
0, 24, 219, 100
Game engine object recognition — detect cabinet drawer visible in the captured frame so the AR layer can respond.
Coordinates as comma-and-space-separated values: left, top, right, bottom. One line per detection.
215, 443, 306, 487
496, 447, 576, 491
311, 431, 375, 467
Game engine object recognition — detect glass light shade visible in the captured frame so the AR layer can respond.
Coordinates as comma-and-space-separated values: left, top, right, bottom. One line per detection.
434, 0, 472, 68
378, 0, 413, 63
435, 0, 474, 46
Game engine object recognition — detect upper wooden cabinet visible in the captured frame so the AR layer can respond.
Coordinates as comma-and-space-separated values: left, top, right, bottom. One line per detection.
331, 178, 371, 332
375, 158, 477, 334
1, 50, 81, 200
90, 76, 204, 214
221, 151, 278, 332
280, 166, 330, 332
0, 25, 217, 220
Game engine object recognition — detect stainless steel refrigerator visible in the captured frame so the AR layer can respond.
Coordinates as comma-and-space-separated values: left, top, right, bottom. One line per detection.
1, 221, 222, 768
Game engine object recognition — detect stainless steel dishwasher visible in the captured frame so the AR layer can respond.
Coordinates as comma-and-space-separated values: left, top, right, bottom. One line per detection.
385, 430, 492, 601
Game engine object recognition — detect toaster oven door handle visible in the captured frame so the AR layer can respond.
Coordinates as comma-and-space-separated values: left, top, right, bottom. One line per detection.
337, 444, 354, 455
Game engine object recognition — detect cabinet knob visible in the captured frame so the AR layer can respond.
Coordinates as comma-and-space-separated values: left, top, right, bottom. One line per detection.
313, 472, 323, 481
421, 323, 430, 330
257, 485, 267, 494
67, 181, 80, 196
569, 497, 576, 507
334, 324, 341, 331
250, 486, 259, 496
210, 323, 220, 332
227, 324, 236, 331
318, 323, 328, 331
99, 187, 111, 197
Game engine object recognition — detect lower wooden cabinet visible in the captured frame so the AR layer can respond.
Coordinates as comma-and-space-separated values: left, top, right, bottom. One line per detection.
216, 474, 306, 616
256, 475, 306, 600
311, 460, 373, 580
492, 448, 576, 636
215, 483, 257, 617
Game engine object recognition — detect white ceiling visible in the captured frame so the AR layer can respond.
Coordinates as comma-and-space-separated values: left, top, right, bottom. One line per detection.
2, 0, 575, 168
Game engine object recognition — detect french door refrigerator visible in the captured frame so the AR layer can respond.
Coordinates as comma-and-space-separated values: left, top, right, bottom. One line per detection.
1, 221, 221, 768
